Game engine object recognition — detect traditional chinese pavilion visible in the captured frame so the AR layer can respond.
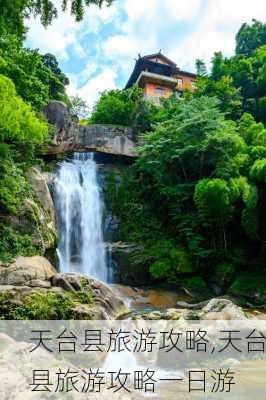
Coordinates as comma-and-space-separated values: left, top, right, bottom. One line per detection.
125, 52, 197, 103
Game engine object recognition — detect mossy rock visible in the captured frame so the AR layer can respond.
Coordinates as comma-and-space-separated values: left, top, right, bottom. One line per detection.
229, 272, 266, 305
0, 194, 57, 263
0, 287, 94, 320
0, 265, 129, 320
212, 262, 236, 287
178, 276, 212, 299
111, 243, 150, 285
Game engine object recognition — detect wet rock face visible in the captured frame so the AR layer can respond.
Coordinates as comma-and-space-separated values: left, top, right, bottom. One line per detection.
43, 101, 137, 157
110, 242, 150, 285
26, 167, 57, 253
26, 167, 55, 217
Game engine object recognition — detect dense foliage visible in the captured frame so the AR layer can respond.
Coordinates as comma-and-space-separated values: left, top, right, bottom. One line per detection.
0, 74, 48, 212
108, 95, 266, 295
0, 3, 72, 262
0, 37, 69, 109
89, 85, 159, 131
236, 19, 266, 56
196, 21, 266, 123
0, 285, 94, 319
0, 73, 50, 261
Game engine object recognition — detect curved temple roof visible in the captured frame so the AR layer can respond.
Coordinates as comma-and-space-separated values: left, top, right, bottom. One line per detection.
125, 53, 196, 89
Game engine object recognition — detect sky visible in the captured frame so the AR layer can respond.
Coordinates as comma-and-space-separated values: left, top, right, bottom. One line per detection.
26, 0, 266, 110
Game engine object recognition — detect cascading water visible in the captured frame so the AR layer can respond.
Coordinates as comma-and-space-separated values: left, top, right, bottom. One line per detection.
54, 152, 110, 282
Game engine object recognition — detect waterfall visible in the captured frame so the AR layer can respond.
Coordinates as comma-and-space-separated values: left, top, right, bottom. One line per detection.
54, 152, 108, 282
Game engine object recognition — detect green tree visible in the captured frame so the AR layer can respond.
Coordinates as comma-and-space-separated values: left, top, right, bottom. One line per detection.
236, 19, 266, 57
211, 52, 226, 81
0, 74, 48, 144
0, 74, 48, 213
0, 0, 27, 40
90, 85, 158, 131
195, 58, 207, 77
0, 36, 69, 109
118, 96, 264, 282
70, 95, 89, 119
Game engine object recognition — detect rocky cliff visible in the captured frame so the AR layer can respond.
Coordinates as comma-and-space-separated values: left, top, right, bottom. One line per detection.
43, 101, 137, 157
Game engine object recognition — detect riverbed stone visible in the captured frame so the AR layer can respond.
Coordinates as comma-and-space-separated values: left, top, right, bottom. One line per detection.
51, 272, 84, 291
51, 272, 130, 319
199, 298, 247, 320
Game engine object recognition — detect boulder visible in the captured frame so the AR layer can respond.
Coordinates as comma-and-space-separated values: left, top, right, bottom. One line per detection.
134, 308, 184, 320
177, 276, 213, 299
0, 256, 56, 286
51, 273, 129, 319
229, 273, 266, 306
111, 242, 149, 285
176, 300, 209, 310
43, 101, 136, 157
199, 298, 247, 320
43, 100, 70, 131
51, 272, 84, 291
0, 257, 129, 320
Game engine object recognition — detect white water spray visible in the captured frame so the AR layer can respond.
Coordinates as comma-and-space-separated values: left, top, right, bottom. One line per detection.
54, 153, 109, 282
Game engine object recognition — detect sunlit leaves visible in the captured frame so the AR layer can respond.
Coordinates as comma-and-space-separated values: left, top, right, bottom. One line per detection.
194, 178, 232, 222
250, 159, 266, 182
0, 74, 48, 144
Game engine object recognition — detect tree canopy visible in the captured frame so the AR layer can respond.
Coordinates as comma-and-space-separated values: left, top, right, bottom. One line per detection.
89, 85, 159, 132
0, 36, 69, 109
236, 19, 266, 56
195, 25, 266, 123
0, 0, 115, 40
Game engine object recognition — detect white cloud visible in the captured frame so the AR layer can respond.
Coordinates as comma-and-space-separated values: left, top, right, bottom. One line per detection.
103, 0, 204, 78
104, 0, 203, 53
162, 0, 203, 21
123, 0, 202, 23
26, 2, 118, 60
67, 68, 117, 110
103, 35, 139, 58
80, 61, 98, 81
171, 0, 266, 72
207, 0, 266, 26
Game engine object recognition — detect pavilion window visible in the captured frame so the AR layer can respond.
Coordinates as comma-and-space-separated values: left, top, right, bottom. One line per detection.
155, 87, 165, 96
